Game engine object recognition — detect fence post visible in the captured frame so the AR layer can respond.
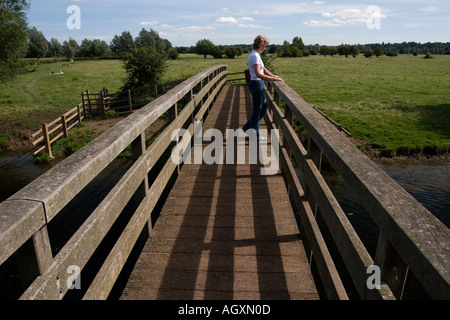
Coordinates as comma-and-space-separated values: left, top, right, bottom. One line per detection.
61, 115, 68, 138
81, 92, 86, 116
77, 104, 83, 123
100, 90, 105, 113
128, 89, 132, 112
42, 123, 54, 159
86, 90, 92, 115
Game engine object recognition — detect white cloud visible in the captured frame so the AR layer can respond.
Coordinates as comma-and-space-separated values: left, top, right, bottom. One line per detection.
420, 6, 440, 13
139, 20, 158, 26
182, 25, 215, 31
215, 16, 256, 25
159, 24, 173, 29
304, 6, 386, 27
238, 23, 271, 29
216, 16, 238, 24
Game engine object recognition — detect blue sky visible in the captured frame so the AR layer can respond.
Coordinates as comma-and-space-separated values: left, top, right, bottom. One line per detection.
27, 0, 450, 46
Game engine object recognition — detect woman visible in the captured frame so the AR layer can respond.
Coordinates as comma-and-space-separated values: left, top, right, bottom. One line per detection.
242, 35, 283, 140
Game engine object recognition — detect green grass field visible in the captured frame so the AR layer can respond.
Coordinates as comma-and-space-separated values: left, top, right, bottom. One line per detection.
274, 54, 450, 155
0, 53, 449, 156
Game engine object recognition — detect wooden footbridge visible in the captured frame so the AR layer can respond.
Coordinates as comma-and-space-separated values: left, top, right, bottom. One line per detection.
0, 65, 449, 300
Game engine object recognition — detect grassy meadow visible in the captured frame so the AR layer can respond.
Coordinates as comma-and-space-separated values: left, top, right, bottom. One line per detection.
0, 53, 449, 156
275, 54, 450, 155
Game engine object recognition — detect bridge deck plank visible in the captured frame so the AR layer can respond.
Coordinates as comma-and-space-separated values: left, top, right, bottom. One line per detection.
120, 84, 319, 300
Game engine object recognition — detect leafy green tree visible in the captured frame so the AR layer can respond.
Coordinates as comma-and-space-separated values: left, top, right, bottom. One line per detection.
385, 51, 398, 57
291, 46, 303, 57
78, 38, 110, 57
373, 47, 383, 57
110, 31, 135, 56
135, 28, 169, 53
27, 27, 48, 58
47, 38, 63, 57
196, 39, 215, 58
338, 45, 350, 57
349, 45, 360, 57
211, 46, 223, 59
225, 46, 238, 59
167, 47, 178, 60
78, 38, 93, 57
122, 45, 167, 90
320, 45, 331, 57
292, 36, 305, 50
63, 39, 76, 59
62, 37, 80, 59
0, 0, 29, 84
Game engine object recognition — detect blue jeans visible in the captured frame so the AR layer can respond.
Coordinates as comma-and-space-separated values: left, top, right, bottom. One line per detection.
242, 80, 267, 136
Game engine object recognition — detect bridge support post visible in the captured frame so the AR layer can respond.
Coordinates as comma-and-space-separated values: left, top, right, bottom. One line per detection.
131, 133, 151, 236
374, 230, 409, 299
16, 225, 53, 290
168, 103, 180, 173
306, 137, 322, 216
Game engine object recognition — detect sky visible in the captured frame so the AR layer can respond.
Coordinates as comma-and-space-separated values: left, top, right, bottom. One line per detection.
27, 0, 450, 47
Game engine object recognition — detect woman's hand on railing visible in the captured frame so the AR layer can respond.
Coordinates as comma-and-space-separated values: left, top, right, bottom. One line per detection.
270, 75, 284, 82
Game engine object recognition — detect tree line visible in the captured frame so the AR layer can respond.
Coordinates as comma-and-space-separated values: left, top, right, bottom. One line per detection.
191, 37, 450, 60
2, 0, 449, 86
26, 27, 179, 60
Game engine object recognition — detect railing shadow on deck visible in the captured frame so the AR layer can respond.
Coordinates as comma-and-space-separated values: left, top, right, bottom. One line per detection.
154, 84, 292, 299
0, 65, 228, 300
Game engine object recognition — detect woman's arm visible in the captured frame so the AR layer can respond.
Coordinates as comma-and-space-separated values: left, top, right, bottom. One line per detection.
253, 64, 284, 82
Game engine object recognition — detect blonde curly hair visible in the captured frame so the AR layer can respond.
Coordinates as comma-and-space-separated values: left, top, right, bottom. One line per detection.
253, 35, 270, 50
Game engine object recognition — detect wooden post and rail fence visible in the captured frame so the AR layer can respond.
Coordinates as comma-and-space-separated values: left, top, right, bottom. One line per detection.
0, 65, 448, 300
30, 104, 85, 158
31, 80, 185, 157
81, 80, 184, 115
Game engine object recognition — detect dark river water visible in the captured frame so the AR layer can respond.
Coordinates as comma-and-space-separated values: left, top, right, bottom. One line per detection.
0, 150, 448, 299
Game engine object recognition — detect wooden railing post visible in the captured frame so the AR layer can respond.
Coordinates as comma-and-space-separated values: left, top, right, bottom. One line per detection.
16, 225, 53, 290
284, 104, 293, 156
306, 137, 322, 216
168, 102, 177, 123
131, 133, 151, 235
32, 226, 53, 275
374, 231, 409, 299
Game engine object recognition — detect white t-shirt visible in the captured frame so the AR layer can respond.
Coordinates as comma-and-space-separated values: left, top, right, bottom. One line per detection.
248, 50, 264, 81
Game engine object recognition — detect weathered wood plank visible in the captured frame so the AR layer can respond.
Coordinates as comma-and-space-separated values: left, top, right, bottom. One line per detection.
120, 84, 319, 300
270, 81, 450, 299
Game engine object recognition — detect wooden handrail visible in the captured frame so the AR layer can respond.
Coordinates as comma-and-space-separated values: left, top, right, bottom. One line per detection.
0, 65, 227, 300
264, 80, 450, 299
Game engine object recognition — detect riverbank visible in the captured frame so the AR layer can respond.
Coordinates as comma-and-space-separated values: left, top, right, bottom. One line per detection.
1, 116, 449, 164
1, 55, 449, 158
